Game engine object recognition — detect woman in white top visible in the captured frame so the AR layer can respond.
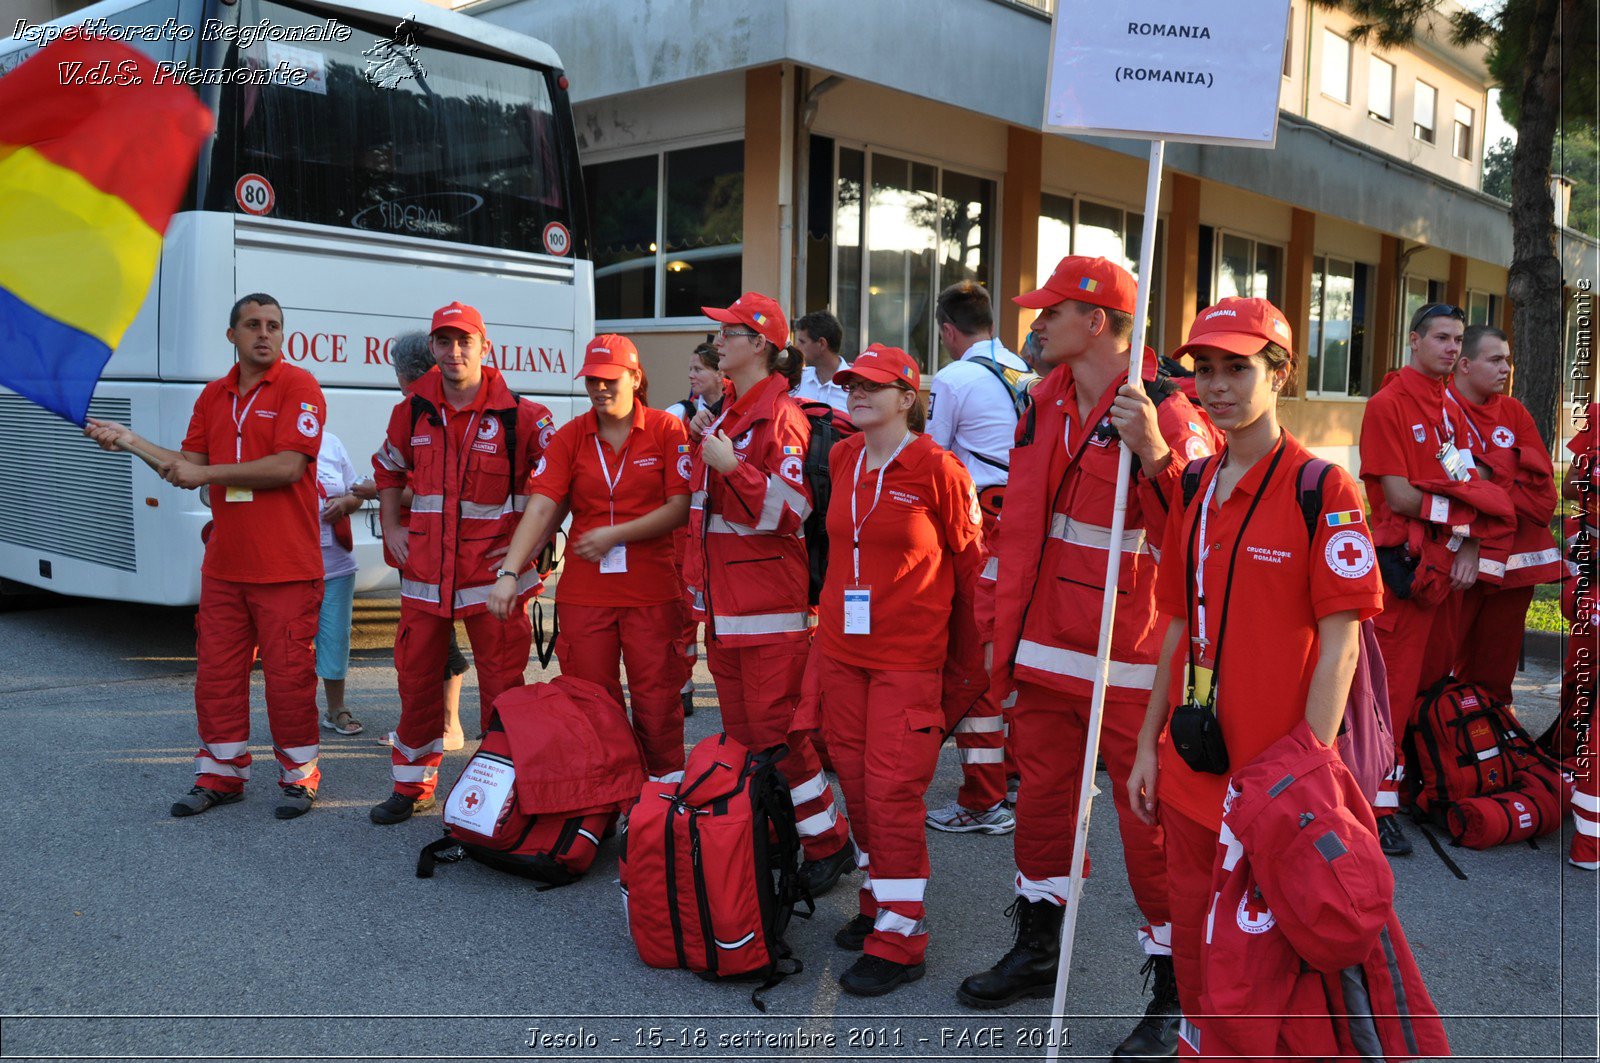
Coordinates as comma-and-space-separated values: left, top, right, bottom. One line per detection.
314, 429, 373, 734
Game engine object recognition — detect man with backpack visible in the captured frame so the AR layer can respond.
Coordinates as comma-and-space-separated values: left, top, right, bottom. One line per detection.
961, 257, 1214, 1060
925, 281, 1033, 835
369, 301, 553, 825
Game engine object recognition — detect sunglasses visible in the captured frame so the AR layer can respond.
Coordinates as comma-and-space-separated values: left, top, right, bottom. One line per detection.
1412, 303, 1466, 330
843, 380, 910, 394
718, 327, 760, 341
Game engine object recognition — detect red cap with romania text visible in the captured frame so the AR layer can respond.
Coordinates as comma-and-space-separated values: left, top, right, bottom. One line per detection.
835, 343, 920, 392
1014, 255, 1137, 314
1173, 297, 1294, 361
430, 301, 487, 337
577, 334, 641, 379
702, 291, 788, 350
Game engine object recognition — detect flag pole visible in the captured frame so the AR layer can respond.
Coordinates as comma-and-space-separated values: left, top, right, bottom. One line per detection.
1044, 136, 1166, 1063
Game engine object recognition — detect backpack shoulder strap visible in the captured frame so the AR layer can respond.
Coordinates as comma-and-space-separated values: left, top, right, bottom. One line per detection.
1296, 458, 1335, 542
1143, 370, 1179, 407
409, 392, 438, 430
1180, 454, 1215, 509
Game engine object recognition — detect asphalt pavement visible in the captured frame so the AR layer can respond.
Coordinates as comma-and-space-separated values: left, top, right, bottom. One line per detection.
0, 593, 1595, 1062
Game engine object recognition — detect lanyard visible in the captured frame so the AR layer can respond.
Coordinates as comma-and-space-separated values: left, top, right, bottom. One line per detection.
593, 433, 631, 525
849, 432, 913, 582
1184, 437, 1287, 704
1444, 389, 1485, 450
439, 404, 484, 486
230, 387, 264, 463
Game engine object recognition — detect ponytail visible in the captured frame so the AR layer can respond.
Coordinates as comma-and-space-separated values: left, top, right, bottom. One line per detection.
766, 342, 805, 390
633, 366, 650, 408
907, 391, 926, 433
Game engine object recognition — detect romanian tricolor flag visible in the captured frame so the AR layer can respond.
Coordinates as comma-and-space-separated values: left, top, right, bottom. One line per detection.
1325, 509, 1364, 527
0, 36, 211, 424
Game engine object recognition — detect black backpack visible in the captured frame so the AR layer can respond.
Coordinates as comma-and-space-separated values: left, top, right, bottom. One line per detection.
793, 400, 858, 606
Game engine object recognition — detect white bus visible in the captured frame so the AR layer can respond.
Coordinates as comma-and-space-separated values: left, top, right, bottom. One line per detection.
0, 0, 593, 604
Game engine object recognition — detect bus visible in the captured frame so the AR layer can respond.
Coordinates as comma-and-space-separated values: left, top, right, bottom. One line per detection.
0, 0, 593, 605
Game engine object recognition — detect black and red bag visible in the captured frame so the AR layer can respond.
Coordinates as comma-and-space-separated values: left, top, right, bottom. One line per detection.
416, 675, 645, 886
619, 732, 812, 1009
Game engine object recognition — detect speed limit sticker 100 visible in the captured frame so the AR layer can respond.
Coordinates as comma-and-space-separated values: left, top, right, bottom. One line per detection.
235, 174, 275, 216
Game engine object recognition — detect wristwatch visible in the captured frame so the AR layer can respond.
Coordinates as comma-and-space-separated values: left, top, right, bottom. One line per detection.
494, 567, 518, 580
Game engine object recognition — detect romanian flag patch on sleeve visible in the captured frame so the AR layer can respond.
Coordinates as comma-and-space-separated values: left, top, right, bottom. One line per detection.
1325, 510, 1364, 527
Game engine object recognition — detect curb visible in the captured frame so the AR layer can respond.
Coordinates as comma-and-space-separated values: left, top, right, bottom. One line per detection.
1524, 628, 1564, 662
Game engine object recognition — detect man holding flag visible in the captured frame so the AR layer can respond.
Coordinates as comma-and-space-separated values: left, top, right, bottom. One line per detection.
85, 294, 329, 820
961, 256, 1212, 1060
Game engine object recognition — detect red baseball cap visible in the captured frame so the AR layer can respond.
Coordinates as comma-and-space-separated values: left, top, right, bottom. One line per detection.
1015, 255, 1138, 314
702, 292, 788, 349
430, 301, 487, 337
835, 343, 920, 392
577, 334, 642, 379
1173, 297, 1294, 361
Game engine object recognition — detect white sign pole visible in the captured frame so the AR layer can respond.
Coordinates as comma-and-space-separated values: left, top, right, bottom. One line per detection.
1042, 137, 1166, 1063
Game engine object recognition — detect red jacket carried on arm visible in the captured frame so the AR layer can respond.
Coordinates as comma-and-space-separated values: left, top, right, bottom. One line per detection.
1446, 386, 1561, 587
683, 373, 815, 646
372, 366, 551, 618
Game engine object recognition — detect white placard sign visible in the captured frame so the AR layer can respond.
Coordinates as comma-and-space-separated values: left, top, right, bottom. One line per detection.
1044, 0, 1292, 148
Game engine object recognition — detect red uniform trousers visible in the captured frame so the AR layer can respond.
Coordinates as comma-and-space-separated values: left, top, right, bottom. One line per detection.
555, 600, 688, 779
391, 603, 531, 799
1160, 804, 1216, 1027
1451, 583, 1534, 704
817, 656, 944, 965
1010, 681, 1171, 952
953, 509, 1010, 811
193, 575, 322, 793
706, 638, 851, 861
1373, 589, 1462, 815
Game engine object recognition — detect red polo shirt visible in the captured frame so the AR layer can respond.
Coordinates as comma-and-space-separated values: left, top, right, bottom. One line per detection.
529, 402, 690, 606
1358, 365, 1455, 540
1154, 430, 1384, 829
816, 432, 984, 670
182, 358, 326, 583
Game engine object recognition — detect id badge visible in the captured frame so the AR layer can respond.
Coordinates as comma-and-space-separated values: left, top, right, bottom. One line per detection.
224, 486, 253, 503
1438, 444, 1470, 482
599, 542, 628, 574
843, 585, 872, 635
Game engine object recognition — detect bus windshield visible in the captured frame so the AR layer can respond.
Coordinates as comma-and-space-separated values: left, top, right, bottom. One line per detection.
202, 0, 578, 255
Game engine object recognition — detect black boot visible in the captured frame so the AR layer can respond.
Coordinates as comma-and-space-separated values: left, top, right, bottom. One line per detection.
1111, 954, 1181, 1058
956, 899, 1064, 1009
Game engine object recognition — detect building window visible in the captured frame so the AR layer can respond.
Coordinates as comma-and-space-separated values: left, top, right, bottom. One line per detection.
1368, 56, 1394, 123
583, 141, 744, 321
1453, 102, 1475, 160
1321, 30, 1351, 103
1398, 275, 1447, 368
1213, 232, 1284, 305
1414, 81, 1437, 144
1466, 289, 1502, 327
1034, 195, 1164, 349
823, 147, 994, 371
1283, 8, 1294, 78
1306, 256, 1372, 397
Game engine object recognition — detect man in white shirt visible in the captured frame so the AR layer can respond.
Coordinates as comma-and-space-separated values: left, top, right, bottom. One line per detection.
925, 280, 1032, 836
790, 310, 850, 411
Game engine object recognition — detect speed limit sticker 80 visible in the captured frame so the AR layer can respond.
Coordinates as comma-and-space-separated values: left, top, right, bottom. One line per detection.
235, 174, 275, 216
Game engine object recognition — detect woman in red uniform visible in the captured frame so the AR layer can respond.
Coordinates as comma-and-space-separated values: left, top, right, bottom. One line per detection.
488, 335, 692, 781
812, 344, 985, 996
668, 341, 725, 716
684, 292, 857, 896
1126, 298, 1386, 1036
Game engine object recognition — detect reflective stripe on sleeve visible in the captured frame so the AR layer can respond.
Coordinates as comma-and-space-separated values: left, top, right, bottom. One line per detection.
1015, 639, 1156, 690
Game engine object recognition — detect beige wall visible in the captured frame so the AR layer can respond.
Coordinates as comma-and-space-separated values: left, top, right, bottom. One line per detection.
811, 79, 1007, 178
1291, 2, 1487, 190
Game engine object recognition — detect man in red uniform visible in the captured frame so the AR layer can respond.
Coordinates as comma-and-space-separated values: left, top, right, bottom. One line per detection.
1359, 302, 1503, 855
370, 301, 551, 824
1441, 325, 1561, 701
961, 257, 1214, 1059
86, 293, 327, 820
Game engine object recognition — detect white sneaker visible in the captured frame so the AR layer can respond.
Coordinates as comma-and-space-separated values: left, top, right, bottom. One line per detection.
925, 800, 1016, 835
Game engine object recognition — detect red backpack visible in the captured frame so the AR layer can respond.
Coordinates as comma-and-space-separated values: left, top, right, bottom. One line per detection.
416, 676, 645, 886
619, 732, 811, 1009
1406, 677, 1566, 848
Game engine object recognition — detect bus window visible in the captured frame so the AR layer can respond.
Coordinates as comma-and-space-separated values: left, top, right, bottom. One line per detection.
202, 0, 578, 256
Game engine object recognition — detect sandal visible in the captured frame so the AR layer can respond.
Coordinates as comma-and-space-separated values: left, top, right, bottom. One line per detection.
321, 709, 365, 736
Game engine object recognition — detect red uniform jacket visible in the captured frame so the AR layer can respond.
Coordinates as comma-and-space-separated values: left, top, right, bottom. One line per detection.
373, 366, 550, 618
985, 350, 1211, 703
683, 373, 814, 646
1195, 722, 1450, 1063
1399, 475, 1516, 605
1446, 386, 1561, 587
